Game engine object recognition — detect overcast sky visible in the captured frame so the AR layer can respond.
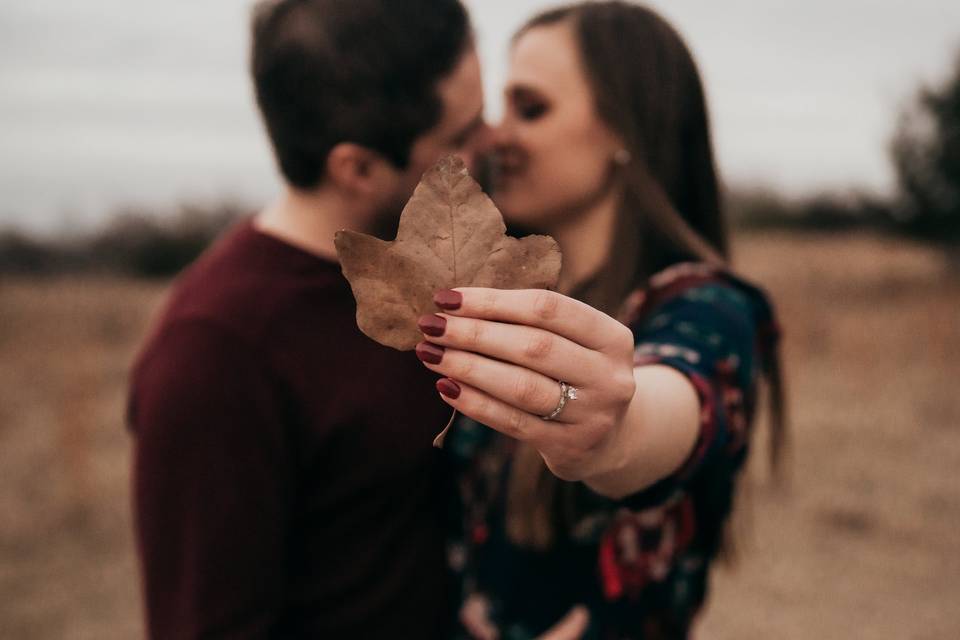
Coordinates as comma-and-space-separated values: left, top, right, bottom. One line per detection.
1, 0, 958, 234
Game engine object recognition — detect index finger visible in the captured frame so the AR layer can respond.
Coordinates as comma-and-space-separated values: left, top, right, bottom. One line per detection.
435, 288, 630, 352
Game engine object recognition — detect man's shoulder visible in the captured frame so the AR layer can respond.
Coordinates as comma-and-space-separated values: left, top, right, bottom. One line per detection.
128, 220, 354, 424
157, 219, 347, 346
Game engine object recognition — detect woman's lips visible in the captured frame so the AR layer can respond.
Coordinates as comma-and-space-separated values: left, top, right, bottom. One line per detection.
499, 163, 522, 178
495, 148, 526, 182
493, 168, 520, 192
495, 163, 525, 190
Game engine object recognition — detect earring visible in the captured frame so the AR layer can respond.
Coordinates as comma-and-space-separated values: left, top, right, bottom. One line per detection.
613, 149, 632, 166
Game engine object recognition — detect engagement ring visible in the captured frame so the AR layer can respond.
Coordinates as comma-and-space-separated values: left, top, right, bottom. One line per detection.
541, 380, 578, 421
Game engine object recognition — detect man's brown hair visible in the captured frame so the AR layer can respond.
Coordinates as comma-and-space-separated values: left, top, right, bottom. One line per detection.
251, 0, 471, 189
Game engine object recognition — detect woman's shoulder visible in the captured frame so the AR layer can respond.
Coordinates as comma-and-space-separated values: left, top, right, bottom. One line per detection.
619, 261, 777, 333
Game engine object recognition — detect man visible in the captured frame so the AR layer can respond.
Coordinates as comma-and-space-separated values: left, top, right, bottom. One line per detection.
128, 1, 488, 637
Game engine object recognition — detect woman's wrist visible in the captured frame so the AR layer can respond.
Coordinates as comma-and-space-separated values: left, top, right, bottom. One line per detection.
581, 365, 701, 500
581, 414, 642, 499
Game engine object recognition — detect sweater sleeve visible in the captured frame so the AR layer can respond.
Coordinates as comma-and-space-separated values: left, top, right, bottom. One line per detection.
128, 319, 294, 639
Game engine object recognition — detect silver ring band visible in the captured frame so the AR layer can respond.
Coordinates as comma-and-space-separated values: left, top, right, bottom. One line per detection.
541, 380, 579, 421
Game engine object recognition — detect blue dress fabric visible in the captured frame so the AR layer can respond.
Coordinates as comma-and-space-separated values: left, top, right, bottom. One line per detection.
445, 262, 781, 640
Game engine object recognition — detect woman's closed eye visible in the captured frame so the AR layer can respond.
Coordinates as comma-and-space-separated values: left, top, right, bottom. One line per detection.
508, 87, 550, 121
517, 99, 548, 121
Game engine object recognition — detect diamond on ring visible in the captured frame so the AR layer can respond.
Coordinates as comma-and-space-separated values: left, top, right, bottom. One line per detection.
541, 380, 579, 421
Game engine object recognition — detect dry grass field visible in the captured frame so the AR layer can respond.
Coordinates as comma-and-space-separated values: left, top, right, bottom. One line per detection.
0, 230, 957, 639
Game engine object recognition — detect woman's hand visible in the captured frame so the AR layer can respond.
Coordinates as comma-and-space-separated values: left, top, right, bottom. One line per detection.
415, 287, 637, 482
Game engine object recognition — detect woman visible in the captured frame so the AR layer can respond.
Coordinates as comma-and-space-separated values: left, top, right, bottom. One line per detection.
413, 3, 786, 638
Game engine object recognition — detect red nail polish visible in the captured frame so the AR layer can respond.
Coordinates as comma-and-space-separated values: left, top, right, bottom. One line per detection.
415, 342, 444, 365
436, 378, 461, 399
418, 314, 446, 337
434, 289, 462, 311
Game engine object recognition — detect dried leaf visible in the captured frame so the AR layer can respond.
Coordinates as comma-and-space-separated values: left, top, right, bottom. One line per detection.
335, 155, 562, 350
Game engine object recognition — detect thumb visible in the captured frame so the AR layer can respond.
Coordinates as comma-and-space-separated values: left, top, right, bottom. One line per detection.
536, 605, 590, 640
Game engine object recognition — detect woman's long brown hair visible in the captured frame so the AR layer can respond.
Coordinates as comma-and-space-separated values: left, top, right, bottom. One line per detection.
505, 1, 787, 551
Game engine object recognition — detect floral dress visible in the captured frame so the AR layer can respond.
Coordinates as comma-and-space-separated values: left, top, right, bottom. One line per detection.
445, 262, 781, 640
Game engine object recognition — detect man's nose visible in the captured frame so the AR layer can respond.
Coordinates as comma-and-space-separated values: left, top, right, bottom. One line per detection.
455, 122, 496, 177
472, 121, 497, 155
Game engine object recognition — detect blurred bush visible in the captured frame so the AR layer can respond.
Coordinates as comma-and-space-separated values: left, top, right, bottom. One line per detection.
890, 49, 960, 243
88, 202, 245, 277
727, 188, 891, 233
0, 202, 247, 278
0, 231, 83, 274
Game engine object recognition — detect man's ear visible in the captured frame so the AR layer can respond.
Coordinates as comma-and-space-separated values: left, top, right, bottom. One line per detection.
325, 143, 393, 196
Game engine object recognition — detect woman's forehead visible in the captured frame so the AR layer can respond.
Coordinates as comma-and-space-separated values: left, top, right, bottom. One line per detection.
507, 23, 587, 96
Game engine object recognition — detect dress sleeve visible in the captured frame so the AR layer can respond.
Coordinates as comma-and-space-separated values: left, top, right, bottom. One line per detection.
128, 319, 294, 639
584, 275, 776, 607
623, 276, 769, 502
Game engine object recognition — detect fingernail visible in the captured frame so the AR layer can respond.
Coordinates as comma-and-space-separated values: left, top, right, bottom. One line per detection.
436, 378, 461, 399
415, 342, 445, 365
434, 289, 462, 311
418, 314, 446, 337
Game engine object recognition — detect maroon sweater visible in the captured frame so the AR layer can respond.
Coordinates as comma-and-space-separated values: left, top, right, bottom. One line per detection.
128, 220, 453, 639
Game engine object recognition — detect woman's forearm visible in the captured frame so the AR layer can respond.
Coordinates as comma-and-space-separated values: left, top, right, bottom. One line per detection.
584, 364, 701, 499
